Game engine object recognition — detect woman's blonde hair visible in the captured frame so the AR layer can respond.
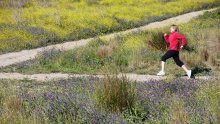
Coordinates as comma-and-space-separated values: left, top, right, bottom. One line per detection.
171, 24, 179, 32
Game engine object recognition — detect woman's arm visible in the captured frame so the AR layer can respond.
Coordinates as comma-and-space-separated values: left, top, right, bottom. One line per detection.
176, 33, 187, 48
163, 33, 169, 43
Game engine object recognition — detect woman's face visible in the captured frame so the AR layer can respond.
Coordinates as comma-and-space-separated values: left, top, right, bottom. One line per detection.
170, 27, 175, 33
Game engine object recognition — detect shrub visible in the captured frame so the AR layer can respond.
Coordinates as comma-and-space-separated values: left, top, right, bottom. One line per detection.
146, 31, 168, 51
96, 45, 113, 58
95, 75, 136, 113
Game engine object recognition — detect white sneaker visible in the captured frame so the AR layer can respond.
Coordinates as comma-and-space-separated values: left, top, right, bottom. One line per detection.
187, 70, 192, 78
157, 71, 165, 76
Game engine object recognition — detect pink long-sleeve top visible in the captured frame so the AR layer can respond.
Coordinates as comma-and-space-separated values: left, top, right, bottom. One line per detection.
164, 32, 187, 51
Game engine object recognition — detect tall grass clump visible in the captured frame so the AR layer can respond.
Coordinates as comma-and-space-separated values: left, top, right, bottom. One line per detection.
95, 75, 136, 113
146, 31, 167, 51
96, 45, 113, 58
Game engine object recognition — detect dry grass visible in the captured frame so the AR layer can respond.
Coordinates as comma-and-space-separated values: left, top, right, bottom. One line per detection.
181, 27, 220, 68
170, 97, 190, 124
96, 45, 113, 58
4, 96, 22, 113
146, 31, 168, 51
96, 42, 118, 58
95, 75, 136, 113
0, 95, 23, 124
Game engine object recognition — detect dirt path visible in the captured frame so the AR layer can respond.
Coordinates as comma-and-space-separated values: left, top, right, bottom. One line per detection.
0, 73, 217, 82
0, 7, 218, 67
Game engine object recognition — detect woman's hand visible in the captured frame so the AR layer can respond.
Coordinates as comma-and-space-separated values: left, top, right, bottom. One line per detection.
164, 33, 168, 37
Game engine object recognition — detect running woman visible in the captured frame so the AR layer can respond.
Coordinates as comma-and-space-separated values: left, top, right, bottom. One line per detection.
157, 24, 191, 78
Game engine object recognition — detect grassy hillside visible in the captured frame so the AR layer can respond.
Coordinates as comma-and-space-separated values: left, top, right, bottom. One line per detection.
0, 77, 219, 123
2, 8, 219, 76
0, 0, 219, 54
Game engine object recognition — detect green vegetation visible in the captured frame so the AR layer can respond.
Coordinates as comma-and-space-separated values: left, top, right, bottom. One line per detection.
95, 75, 136, 113
0, 77, 219, 123
2, 8, 219, 76
0, 0, 220, 54
0, 1, 219, 123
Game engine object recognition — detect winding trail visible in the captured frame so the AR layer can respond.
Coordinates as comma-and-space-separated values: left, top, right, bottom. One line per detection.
0, 7, 218, 67
0, 7, 219, 82
0, 73, 218, 82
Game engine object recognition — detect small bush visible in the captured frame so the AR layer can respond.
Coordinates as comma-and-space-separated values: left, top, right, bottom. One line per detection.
147, 31, 167, 51
96, 46, 113, 58
95, 75, 136, 113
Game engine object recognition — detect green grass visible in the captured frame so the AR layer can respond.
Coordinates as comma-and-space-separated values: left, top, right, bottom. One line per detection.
2, 8, 219, 76
0, 0, 220, 54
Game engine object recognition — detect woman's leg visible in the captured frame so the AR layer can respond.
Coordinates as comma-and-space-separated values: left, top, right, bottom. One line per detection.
173, 54, 191, 78
182, 65, 189, 72
158, 50, 175, 75
161, 61, 165, 72
172, 53, 184, 67
161, 51, 176, 69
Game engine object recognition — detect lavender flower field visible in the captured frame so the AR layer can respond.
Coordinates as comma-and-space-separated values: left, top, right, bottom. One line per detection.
0, 77, 219, 123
